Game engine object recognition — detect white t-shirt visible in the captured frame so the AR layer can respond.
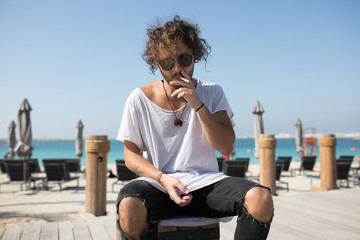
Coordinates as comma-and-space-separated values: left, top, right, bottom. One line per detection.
116, 79, 233, 193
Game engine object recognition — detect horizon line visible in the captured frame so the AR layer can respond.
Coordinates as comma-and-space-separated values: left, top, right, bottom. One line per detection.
0, 132, 360, 142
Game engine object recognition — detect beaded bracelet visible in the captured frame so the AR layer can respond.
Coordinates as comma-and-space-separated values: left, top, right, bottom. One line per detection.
195, 103, 204, 112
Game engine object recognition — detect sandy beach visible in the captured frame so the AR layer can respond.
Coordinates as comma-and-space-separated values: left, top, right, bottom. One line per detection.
0, 161, 358, 229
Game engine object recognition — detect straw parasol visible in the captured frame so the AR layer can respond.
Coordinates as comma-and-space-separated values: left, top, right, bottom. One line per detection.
252, 100, 264, 159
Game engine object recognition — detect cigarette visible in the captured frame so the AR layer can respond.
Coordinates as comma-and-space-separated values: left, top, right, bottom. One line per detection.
180, 77, 189, 83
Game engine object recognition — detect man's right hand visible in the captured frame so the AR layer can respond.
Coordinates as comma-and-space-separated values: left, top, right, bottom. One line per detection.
160, 174, 192, 206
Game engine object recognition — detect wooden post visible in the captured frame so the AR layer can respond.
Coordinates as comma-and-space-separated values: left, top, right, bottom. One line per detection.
85, 135, 110, 216
318, 134, 338, 191
259, 134, 277, 195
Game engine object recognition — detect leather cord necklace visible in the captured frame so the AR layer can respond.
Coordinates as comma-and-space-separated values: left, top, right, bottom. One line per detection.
161, 79, 186, 126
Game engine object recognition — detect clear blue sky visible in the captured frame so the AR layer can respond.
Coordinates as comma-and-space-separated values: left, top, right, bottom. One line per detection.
1, 0, 359, 139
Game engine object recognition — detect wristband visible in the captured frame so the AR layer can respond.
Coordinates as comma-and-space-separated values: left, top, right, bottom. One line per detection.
157, 172, 164, 182
195, 103, 204, 112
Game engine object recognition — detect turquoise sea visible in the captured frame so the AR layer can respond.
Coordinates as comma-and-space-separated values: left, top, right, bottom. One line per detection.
0, 138, 359, 168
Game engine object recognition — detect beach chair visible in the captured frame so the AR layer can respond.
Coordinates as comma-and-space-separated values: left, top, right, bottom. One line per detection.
337, 155, 354, 167
276, 156, 292, 172
301, 156, 317, 171
339, 155, 360, 179
42, 159, 79, 191
339, 155, 354, 162
234, 157, 253, 177
216, 157, 225, 171
291, 156, 317, 176
0, 159, 8, 173
222, 160, 247, 178
65, 159, 83, 177
27, 159, 41, 174
112, 159, 138, 192
1, 160, 44, 192
276, 162, 289, 192
336, 160, 357, 188
42, 158, 82, 175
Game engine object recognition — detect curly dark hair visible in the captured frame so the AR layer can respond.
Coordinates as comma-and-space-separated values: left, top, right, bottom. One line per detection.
142, 15, 211, 74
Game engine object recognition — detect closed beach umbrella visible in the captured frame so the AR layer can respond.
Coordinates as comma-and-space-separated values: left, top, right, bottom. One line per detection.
75, 120, 84, 158
14, 99, 33, 184
295, 117, 304, 156
252, 100, 264, 159
14, 99, 33, 158
7, 121, 16, 159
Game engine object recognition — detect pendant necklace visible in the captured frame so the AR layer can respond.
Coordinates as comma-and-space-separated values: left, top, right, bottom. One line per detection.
161, 79, 186, 126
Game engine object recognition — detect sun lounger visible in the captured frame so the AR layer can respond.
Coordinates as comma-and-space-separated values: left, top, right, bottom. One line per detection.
337, 155, 354, 169
234, 157, 253, 176
0, 158, 40, 174
112, 159, 138, 192
336, 160, 358, 188
0, 159, 8, 173
42, 158, 82, 175
276, 162, 289, 191
27, 158, 41, 174
0, 160, 45, 192
276, 156, 292, 172
222, 160, 248, 178
339, 155, 354, 162
291, 156, 317, 176
42, 159, 79, 191
65, 159, 83, 177
216, 157, 225, 171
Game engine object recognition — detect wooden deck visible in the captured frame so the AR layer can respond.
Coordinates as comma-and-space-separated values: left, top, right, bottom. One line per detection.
221, 188, 360, 240
1, 188, 359, 240
0, 216, 116, 240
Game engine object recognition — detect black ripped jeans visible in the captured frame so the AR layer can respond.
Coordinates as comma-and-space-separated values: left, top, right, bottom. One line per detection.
116, 177, 272, 240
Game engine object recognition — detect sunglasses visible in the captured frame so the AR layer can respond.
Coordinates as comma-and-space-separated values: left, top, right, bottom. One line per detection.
158, 54, 193, 71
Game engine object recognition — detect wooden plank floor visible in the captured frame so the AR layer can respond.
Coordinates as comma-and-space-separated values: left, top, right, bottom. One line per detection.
221, 188, 360, 240
1, 188, 359, 240
0, 216, 116, 240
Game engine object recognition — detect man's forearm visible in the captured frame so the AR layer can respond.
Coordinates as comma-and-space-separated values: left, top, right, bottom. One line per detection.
124, 140, 162, 180
196, 108, 235, 155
